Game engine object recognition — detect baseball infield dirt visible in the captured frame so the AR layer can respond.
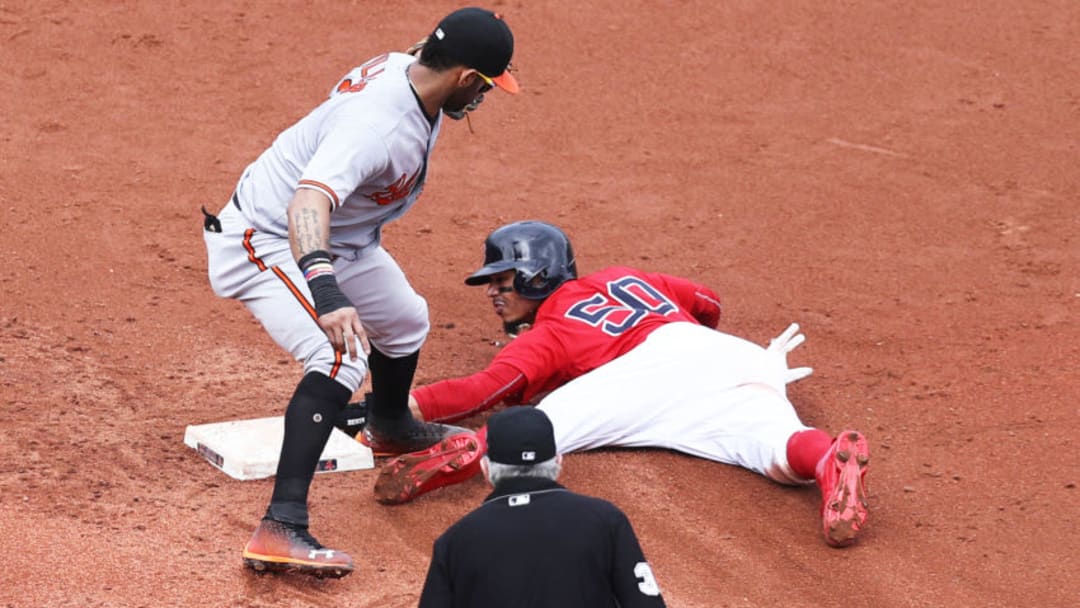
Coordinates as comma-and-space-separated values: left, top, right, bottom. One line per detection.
2, 1, 1076, 606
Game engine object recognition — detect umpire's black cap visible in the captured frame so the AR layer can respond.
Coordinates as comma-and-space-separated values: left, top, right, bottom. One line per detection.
486, 407, 556, 465
428, 7, 520, 93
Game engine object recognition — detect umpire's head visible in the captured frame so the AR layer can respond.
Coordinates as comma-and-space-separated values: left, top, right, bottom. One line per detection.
482, 407, 562, 484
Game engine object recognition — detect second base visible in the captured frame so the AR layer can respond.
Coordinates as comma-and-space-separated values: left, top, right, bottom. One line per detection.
183, 416, 374, 481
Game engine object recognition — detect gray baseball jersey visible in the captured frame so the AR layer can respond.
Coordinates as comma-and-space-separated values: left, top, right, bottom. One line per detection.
205, 51, 441, 391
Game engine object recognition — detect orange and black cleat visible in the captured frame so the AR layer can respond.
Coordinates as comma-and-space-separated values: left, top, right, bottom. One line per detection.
242, 518, 354, 578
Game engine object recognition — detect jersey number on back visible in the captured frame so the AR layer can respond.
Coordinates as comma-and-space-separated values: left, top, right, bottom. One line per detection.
335, 53, 389, 94
565, 276, 677, 336
634, 561, 662, 596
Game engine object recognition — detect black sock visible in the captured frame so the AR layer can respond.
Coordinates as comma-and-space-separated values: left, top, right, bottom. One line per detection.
266, 372, 350, 526
367, 345, 419, 426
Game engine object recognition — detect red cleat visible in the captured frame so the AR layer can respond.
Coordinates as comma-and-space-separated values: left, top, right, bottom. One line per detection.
241, 518, 354, 578
815, 430, 870, 547
374, 430, 484, 505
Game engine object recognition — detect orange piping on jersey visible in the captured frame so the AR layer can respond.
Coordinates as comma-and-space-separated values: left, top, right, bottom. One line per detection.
298, 180, 340, 209
242, 229, 268, 271
270, 266, 344, 379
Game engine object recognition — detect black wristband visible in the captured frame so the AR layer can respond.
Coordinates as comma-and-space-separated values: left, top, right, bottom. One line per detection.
298, 250, 334, 272
308, 274, 352, 317
298, 251, 351, 317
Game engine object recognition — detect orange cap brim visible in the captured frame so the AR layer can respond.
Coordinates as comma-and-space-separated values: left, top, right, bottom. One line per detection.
492, 70, 520, 94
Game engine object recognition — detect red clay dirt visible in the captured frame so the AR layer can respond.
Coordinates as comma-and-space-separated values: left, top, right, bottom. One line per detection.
2, 1, 1077, 607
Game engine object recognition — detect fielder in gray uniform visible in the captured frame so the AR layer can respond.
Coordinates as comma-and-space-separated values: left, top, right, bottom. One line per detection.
201, 7, 519, 578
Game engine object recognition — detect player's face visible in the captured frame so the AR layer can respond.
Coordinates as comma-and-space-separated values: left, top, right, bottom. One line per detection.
486, 270, 541, 324
443, 71, 491, 113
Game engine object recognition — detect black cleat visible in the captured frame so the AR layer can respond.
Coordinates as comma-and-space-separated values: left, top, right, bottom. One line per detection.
360, 417, 470, 457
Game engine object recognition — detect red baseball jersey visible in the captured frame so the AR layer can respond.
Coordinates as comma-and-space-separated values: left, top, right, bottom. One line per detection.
414, 266, 721, 421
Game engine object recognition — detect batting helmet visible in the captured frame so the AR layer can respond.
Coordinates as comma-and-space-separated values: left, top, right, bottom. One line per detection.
465, 221, 577, 300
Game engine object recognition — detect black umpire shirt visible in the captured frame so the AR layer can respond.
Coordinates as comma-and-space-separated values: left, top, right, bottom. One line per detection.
418, 476, 667, 608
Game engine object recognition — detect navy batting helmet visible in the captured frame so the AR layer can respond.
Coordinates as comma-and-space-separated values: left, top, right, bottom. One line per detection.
465, 221, 577, 300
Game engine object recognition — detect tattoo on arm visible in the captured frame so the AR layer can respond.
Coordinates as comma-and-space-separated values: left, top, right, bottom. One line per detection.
291, 207, 326, 256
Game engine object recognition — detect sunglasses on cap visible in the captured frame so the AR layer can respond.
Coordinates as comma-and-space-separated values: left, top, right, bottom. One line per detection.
476, 71, 494, 93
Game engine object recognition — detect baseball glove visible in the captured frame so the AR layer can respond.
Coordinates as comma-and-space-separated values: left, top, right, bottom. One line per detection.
334, 395, 369, 438
405, 36, 427, 57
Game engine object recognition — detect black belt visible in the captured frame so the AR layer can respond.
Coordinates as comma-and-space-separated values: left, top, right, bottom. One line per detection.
232, 192, 242, 211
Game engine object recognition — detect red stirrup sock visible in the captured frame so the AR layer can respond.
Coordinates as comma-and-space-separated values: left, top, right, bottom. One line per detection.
786, 429, 834, 480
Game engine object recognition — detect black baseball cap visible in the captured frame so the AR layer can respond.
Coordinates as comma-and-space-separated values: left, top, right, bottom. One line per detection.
486, 407, 556, 465
427, 7, 520, 94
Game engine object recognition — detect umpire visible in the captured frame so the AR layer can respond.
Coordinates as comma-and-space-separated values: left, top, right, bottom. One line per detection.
418, 407, 666, 607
